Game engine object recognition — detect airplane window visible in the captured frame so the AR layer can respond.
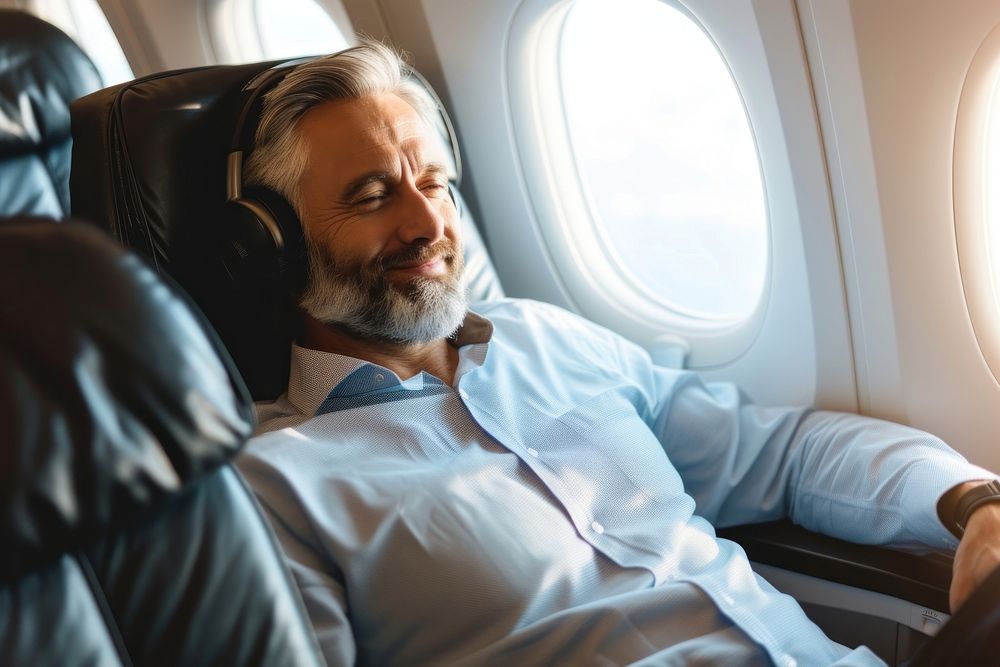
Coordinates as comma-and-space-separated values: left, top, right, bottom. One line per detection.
254, 0, 349, 60
29, 0, 133, 85
559, 0, 768, 321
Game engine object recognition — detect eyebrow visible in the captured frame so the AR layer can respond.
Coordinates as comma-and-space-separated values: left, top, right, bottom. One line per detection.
421, 162, 450, 181
339, 161, 451, 202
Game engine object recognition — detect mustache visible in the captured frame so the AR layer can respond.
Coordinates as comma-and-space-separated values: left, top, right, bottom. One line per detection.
378, 239, 458, 271
309, 237, 463, 285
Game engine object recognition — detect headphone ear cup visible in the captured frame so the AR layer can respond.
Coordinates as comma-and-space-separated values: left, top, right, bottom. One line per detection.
223, 186, 308, 297
223, 198, 280, 286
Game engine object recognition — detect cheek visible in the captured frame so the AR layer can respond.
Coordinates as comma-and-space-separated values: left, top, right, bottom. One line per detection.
444, 218, 463, 254
437, 202, 460, 236
310, 220, 386, 264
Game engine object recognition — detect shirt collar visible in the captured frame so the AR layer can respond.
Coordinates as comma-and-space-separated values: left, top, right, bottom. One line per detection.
286, 345, 366, 417
450, 309, 493, 347
285, 309, 494, 416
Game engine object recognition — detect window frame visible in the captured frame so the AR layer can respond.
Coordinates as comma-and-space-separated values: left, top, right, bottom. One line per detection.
507, 0, 772, 365
954, 21, 1000, 385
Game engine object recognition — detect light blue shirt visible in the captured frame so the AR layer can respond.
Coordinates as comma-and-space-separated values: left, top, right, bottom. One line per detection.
239, 299, 993, 667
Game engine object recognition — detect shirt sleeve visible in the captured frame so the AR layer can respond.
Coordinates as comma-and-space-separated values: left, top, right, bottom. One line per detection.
235, 453, 357, 667
615, 339, 997, 552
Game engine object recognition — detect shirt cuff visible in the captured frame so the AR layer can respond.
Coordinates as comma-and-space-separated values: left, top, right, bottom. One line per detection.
903, 458, 999, 551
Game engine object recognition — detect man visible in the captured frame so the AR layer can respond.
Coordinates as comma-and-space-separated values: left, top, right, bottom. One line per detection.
236, 41, 1000, 666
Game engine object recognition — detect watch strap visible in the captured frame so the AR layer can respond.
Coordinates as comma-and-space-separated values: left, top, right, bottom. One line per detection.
949, 479, 1000, 539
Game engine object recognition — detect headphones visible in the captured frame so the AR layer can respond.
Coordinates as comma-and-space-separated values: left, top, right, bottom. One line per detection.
223, 59, 315, 296
222, 57, 464, 297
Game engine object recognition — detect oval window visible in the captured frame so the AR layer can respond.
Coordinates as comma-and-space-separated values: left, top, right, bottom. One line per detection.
559, 0, 768, 321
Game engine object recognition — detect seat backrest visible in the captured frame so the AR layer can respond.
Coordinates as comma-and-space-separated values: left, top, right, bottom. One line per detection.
69, 56, 504, 400
0, 219, 325, 666
0, 10, 102, 218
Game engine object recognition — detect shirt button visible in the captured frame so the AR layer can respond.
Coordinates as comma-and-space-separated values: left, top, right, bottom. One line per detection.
526, 447, 539, 458
590, 521, 605, 534
374, 373, 385, 383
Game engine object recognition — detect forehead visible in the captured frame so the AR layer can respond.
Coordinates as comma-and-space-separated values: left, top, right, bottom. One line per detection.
296, 93, 444, 169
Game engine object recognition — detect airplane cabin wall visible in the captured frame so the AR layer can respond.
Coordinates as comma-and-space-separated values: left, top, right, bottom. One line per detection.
9, 0, 999, 471
801, 0, 1000, 471
371, 0, 1000, 471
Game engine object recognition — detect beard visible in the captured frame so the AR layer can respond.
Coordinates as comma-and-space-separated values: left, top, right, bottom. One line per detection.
298, 237, 468, 345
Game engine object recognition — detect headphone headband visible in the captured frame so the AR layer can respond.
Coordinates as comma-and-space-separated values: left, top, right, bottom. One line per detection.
224, 58, 316, 278
230, 57, 317, 155
227, 57, 318, 202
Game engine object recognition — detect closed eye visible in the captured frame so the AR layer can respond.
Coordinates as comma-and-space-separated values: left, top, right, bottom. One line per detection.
420, 182, 448, 196
353, 190, 389, 211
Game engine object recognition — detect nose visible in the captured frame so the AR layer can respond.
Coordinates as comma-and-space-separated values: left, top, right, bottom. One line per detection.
396, 185, 446, 246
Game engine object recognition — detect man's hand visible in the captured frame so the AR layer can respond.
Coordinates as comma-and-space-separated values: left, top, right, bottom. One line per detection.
950, 500, 1000, 613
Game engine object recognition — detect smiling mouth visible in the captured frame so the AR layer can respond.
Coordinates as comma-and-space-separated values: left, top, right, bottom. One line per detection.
388, 256, 448, 277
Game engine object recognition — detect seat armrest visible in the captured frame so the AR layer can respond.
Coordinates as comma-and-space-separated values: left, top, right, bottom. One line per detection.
717, 520, 953, 613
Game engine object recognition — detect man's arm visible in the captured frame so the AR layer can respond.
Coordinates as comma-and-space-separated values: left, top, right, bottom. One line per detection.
940, 480, 1000, 611
278, 548, 357, 667
642, 358, 1000, 611
614, 342, 997, 550
235, 453, 358, 667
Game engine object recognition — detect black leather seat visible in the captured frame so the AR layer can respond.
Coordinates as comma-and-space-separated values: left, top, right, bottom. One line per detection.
69, 56, 504, 400
0, 10, 102, 218
0, 219, 325, 666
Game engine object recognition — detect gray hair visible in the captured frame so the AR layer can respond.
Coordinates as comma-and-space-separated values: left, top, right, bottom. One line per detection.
243, 40, 440, 215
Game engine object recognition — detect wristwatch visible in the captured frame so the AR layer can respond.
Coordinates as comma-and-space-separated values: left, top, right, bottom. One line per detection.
941, 479, 1000, 539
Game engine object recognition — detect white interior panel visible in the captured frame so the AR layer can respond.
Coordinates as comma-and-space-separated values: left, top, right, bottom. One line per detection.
801, 0, 1000, 471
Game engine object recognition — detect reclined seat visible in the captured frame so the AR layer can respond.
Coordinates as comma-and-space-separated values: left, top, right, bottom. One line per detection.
67, 55, 962, 665
0, 219, 324, 666
0, 10, 102, 218
69, 56, 504, 400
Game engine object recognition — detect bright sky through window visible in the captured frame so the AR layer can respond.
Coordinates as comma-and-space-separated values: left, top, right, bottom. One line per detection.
560, 0, 768, 320
255, 0, 349, 60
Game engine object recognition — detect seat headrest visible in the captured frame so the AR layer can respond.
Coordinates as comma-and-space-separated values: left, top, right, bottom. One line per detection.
0, 219, 254, 581
0, 10, 101, 158
72, 60, 323, 401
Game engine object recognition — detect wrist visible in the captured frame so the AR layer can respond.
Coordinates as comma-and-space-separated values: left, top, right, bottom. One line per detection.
964, 501, 1000, 537
939, 479, 1000, 540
